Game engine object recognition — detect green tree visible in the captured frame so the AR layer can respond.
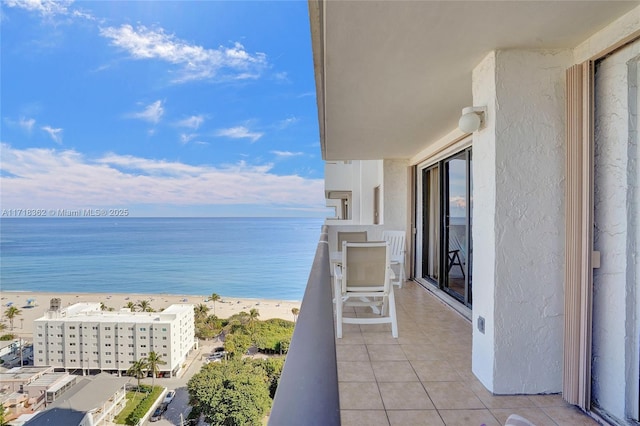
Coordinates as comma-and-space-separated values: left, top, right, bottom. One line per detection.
248, 308, 260, 339
125, 301, 136, 311
291, 307, 300, 323
188, 360, 271, 426
0, 323, 7, 332
0, 402, 7, 426
137, 300, 153, 312
210, 293, 221, 316
194, 303, 209, 321
4, 306, 21, 331
224, 333, 251, 358
146, 351, 166, 387
127, 358, 147, 389
99, 302, 109, 311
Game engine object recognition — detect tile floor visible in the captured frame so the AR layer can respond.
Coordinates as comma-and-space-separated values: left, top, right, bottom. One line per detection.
336, 281, 600, 426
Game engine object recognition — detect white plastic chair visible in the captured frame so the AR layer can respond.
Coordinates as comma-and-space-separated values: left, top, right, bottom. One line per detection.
334, 241, 398, 338
382, 230, 406, 288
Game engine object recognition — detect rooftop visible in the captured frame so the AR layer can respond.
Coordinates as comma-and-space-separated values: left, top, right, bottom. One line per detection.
0, 366, 53, 382
34, 302, 193, 323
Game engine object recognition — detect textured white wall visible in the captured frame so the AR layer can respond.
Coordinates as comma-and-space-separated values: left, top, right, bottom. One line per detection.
592, 40, 640, 421
383, 159, 409, 231
472, 49, 570, 393
471, 51, 498, 390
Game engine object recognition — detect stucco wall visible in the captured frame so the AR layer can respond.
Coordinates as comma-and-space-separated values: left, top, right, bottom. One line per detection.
592, 39, 640, 421
472, 49, 569, 393
471, 51, 498, 390
383, 159, 409, 231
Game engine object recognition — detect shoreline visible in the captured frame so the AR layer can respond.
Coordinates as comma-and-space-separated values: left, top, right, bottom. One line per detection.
0, 291, 301, 340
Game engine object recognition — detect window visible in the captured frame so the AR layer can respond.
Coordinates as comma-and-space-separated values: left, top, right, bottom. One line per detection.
140, 327, 146, 331
163, 337, 167, 340
129, 352, 134, 355
105, 327, 111, 330
106, 351, 112, 355
105, 343, 112, 347
69, 334, 76, 338
69, 326, 76, 330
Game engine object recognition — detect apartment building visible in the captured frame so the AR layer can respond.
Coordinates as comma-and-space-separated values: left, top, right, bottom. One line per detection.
32, 302, 195, 377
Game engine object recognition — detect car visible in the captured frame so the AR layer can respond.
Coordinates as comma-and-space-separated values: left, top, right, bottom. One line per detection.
150, 406, 163, 422
163, 390, 175, 405
150, 403, 167, 422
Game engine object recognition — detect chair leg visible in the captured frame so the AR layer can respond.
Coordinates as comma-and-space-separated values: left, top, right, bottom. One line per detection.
335, 280, 343, 339
388, 289, 398, 338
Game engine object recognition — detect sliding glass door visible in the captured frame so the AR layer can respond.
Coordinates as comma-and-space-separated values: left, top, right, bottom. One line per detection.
419, 148, 473, 307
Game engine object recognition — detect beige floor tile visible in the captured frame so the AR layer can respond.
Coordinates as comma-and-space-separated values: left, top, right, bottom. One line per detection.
338, 361, 376, 382
379, 382, 435, 410
368, 344, 408, 361
341, 409, 390, 426
336, 331, 365, 345
542, 406, 599, 425
491, 408, 558, 426
469, 385, 535, 409
371, 360, 420, 382
339, 382, 384, 410
527, 394, 568, 407
401, 344, 447, 361
336, 344, 369, 361
363, 331, 401, 345
411, 360, 463, 382
422, 382, 484, 410
438, 409, 501, 426
387, 410, 444, 426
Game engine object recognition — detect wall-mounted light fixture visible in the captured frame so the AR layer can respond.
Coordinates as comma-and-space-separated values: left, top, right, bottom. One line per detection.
458, 106, 487, 133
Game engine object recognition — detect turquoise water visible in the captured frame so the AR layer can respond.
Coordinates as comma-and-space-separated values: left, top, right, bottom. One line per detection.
0, 218, 324, 300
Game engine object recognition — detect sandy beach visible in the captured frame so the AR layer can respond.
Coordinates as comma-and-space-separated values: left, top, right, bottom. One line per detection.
0, 291, 301, 340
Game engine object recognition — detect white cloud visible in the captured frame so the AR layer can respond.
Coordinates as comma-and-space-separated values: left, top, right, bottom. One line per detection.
4, 0, 95, 21
271, 151, 303, 158
0, 144, 325, 210
215, 126, 263, 143
41, 125, 63, 144
277, 116, 298, 129
4, 0, 73, 17
19, 117, 36, 132
100, 24, 268, 83
129, 100, 164, 124
176, 115, 204, 130
180, 133, 198, 144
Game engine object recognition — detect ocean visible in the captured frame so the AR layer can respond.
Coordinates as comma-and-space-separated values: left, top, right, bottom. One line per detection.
0, 218, 324, 301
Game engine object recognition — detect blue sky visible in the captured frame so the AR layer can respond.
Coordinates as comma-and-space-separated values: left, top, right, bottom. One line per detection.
0, 0, 326, 217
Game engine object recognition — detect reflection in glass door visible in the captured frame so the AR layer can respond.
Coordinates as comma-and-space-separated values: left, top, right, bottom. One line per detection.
443, 152, 471, 304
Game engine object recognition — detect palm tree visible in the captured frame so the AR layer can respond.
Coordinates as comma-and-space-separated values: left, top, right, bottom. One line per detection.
210, 293, 221, 316
127, 358, 147, 389
146, 351, 167, 387
137, 300, 152, 312
99, 302, 108, 311
4, 306, 21, 331
291, 307, 300, 323
125, 301, 136, 311
194, 303, 209, 320
248, 308, 260, 338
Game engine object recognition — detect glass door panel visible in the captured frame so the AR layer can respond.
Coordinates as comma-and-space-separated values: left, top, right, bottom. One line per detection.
422, 166, 440, 282
444, 153, 469, 303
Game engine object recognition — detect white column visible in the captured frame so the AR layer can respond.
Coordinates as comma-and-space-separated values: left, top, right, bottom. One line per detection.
472, 49, 571, 393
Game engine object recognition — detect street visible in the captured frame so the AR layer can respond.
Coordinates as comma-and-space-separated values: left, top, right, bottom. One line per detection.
144, 341, 214, 426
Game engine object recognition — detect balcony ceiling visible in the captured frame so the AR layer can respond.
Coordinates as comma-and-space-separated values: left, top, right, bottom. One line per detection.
310, 0, 638, 161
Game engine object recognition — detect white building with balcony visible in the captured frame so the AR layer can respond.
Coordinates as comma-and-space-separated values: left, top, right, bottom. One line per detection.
33, 302, 195, 377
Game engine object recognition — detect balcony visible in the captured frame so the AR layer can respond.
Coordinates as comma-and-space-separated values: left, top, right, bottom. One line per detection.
271, 227, 598, 425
